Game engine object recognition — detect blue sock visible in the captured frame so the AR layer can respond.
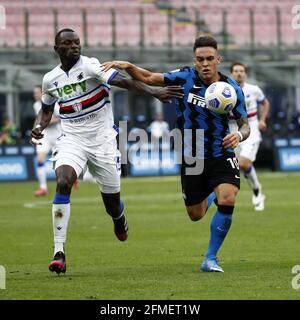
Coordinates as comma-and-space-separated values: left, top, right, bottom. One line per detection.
205, 207, 233, 259
53, 193, 70, 204
120, 200, 124, 213
207, 192, 216, 210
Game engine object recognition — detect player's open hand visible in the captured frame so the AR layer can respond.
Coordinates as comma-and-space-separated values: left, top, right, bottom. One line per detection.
258, 120, 267, 131
102, 61, 130, 72
222, 132, 240, 149
154, 86, 184, 103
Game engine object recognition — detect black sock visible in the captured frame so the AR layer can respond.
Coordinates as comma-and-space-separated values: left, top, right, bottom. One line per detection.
253, 188, 259, 197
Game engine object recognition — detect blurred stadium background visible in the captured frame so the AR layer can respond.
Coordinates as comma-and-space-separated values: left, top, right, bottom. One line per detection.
0, 0, 300, 180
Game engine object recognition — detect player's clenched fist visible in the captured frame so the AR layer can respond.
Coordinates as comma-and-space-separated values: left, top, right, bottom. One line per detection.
30, 124, 43, 145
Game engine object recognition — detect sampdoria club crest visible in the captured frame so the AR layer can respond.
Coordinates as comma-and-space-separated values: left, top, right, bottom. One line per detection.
72, 102, 82, 112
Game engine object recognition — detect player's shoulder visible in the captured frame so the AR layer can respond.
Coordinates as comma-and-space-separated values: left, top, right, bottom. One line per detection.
169, 66, 193, 74
244, 82, 262, 92
165, 66, 194, 80
81, 55, 101, 66
43, 64, 62, 84
221, 73, 240, 90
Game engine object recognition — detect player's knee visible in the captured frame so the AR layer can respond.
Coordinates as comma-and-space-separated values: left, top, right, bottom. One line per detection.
218, 193, 236, 206
187, 208, 205, 221
240, 162, 249, 172
239, 158, 252, 172
56, 176, 73, 194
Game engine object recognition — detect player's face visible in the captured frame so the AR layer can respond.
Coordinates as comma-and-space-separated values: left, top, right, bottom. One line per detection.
55, 32, 81, 62
194, 47, 221, 83
231, 65, 246, 84
33, 87, 42, 101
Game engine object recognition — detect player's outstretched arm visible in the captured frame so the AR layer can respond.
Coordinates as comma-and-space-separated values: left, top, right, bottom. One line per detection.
223, 118, 250, 149
110, 74, 183, 103
259, 98, 270, 131
30, 103, 55, 144
102, 61, 164, 86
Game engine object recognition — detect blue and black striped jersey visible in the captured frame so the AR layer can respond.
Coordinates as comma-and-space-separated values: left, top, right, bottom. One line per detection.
164, 67, 247, 159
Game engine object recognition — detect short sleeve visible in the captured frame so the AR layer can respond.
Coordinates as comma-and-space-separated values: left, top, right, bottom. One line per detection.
41, 75, 57, 106
53, 103, 60, 117
255, 85, 265, 103
87, 57, 118, 84
33, 101, 41, 115
231, 85, 247, 119
163, 69, 186, 86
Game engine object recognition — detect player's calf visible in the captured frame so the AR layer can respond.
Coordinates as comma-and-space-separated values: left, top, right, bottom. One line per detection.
102, 193, 128, 241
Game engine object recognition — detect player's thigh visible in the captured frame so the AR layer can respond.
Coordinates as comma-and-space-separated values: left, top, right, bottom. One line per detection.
52, 135, 87, 179
88, 140, 121, 194
207, 154, 240, 205
181, 164, 211, 219
181, 164, 211, 206
239, 139, 260, 163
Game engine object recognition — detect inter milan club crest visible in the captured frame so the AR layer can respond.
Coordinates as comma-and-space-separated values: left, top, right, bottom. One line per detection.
72, 102, 82, 112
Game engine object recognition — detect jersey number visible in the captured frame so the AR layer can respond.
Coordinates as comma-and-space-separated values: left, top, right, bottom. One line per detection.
227, 157, 239, 170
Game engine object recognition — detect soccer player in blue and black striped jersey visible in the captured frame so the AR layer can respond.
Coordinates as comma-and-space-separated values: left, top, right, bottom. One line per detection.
103, 36, 250, 272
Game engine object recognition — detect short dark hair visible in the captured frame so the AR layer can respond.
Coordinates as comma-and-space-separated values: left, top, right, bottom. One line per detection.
193, 36, 218, 52
55, 28, 75, 45
230, 62, 247, 73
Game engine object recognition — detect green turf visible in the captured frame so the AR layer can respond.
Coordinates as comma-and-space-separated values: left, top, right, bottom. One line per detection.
0, 172, 300, 300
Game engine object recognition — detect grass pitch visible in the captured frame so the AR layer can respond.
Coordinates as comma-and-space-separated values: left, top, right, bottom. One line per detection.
0, 172, 299, 300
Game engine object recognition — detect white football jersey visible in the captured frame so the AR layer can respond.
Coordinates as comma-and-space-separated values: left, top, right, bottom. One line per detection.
242, 82, 265, 120
229, 82, 266, 142
41, 55, 118, 144
33, 100, 61, 137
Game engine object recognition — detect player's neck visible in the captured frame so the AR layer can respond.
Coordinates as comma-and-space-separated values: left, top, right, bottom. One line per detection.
60, 57, 80, 72
201, 73, 220, 86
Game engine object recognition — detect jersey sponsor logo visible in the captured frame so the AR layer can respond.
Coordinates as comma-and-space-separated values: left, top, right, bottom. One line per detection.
187, 93, 206, 108
66, 112, 98, 124
56, 80, 87, 97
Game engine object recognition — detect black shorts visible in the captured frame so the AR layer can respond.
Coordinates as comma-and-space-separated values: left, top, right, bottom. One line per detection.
181, 154, 240, 206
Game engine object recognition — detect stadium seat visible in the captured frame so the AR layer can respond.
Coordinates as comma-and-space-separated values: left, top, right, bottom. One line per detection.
1, 0, 300, 47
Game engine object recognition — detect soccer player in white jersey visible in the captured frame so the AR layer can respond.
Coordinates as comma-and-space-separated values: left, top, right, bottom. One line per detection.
229, 62, 270, 211
32, 85, 62, 196
30, 28, 183, 274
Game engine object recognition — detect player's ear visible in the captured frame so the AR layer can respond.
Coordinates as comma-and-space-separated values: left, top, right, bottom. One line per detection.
217, 54, 222, 64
